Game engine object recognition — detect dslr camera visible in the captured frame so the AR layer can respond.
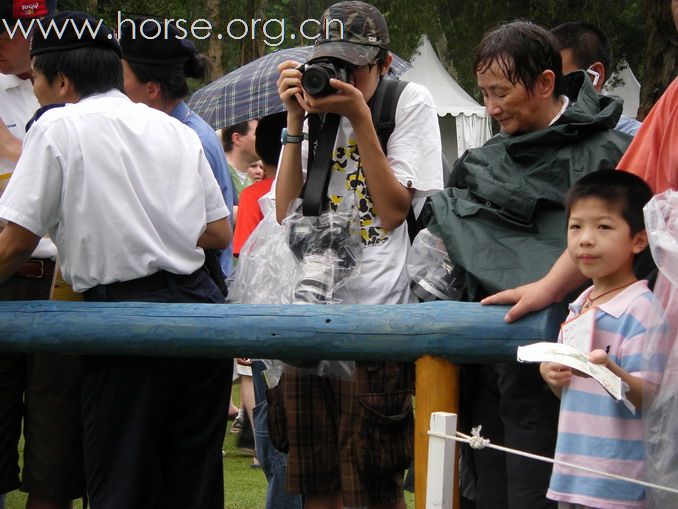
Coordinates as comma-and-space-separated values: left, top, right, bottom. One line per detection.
299, 58, 350, 98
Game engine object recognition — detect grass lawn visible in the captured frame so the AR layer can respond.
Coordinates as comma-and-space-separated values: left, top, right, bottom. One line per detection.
3, 382, 415, 509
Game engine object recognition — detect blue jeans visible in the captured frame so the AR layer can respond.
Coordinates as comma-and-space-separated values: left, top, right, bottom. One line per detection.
0, 492, 5, 509
252, 361, 302, 509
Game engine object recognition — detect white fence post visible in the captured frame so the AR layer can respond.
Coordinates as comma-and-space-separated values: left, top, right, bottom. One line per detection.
426, 412, 457, 509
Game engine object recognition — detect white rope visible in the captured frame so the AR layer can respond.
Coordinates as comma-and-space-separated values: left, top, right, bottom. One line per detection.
428, 426, 678, 496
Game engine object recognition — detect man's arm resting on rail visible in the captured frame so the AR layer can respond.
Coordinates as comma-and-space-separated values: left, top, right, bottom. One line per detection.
481, 250, 588, 322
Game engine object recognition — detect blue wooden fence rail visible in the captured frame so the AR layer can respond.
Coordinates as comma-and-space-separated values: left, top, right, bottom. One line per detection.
0, 301, 565, 362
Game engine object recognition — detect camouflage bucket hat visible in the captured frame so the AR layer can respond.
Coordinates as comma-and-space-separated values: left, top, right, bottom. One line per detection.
310, 1, 389, 66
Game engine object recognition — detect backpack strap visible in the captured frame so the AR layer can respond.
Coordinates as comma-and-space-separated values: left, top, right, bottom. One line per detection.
370, 78, 409, 153
371, 79, 424, 242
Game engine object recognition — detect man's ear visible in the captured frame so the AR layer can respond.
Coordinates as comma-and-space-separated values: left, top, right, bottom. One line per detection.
535, 69, 556, 99
380, 53, 393, 77
632, 230, 649, 254
587, 61, 606, 92
147, 81, 162, 102
56, 73, 79, 102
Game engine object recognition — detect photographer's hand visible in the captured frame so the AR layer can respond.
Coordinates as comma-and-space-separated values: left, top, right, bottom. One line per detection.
300, 78, 370, 121
276, 61, 306, 125
275, 61, 306, 224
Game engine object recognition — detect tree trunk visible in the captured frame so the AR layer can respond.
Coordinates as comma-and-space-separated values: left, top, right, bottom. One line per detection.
638, 0, 678, 119
206, 0, 223, 79
239, 0, 267, 66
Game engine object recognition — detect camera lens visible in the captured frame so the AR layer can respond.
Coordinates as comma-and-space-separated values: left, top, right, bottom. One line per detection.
301, 66, 333, 97
294, 253, 336, 304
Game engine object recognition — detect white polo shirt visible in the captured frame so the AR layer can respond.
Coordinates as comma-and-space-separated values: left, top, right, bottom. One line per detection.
0, 90, 229, 292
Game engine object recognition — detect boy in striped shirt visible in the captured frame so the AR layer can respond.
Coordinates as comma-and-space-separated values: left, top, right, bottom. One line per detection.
540, 170, 668, 508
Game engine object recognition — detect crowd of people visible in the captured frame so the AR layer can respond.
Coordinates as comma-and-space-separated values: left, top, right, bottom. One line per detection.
0, 0, 675, 508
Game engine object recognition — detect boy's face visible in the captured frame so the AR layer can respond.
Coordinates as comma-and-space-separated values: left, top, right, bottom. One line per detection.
349, 59, 386, 103
567, 197, 648, 284
31, 66, 64, 106
122, 59, 152, 106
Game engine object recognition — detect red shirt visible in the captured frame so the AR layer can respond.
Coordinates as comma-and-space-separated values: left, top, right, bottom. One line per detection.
233, 177, 274, 255
618, 77, 678, 193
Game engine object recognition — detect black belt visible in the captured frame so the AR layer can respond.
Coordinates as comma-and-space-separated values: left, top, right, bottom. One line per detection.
83, 271, 171, 301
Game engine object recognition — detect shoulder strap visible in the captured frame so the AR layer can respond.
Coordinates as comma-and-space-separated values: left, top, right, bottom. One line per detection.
371, 79, 424, 242
370, 78, 409, 154
301, 112, 341, 216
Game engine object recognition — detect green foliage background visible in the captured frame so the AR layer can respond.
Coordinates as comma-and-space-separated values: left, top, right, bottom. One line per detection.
57, 0, 649, 103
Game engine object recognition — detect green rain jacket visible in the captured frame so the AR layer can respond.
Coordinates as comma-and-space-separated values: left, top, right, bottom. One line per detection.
421, 72, 632, 301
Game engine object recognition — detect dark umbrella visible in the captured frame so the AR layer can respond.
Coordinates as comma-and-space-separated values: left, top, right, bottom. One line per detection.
188, 46, 411, 130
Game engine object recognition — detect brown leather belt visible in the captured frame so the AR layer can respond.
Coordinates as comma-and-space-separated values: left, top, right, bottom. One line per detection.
16, 258, 55, 279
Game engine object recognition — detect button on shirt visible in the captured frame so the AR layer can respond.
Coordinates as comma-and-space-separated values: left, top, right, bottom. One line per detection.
0, 90, 229, 292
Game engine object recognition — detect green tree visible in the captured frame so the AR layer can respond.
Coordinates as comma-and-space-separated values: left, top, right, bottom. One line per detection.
421, 0, 646, 103
637, 0, 678, 118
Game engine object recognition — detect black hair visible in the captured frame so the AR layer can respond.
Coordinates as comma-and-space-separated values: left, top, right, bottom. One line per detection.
254, 113, 286, 167
565, 170, 653, 235
474, 20, 564, 97
373, 47, 393, 76
551, 22, 611, 77
222, 120, 254, 152
125, 53, 210, 102
32, 46, 124, 98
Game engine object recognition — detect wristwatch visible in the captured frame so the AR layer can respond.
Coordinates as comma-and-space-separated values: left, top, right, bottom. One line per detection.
281, 128, 304, 144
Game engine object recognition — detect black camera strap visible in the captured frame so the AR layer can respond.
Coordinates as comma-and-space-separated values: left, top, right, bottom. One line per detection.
301, 112, 341, 216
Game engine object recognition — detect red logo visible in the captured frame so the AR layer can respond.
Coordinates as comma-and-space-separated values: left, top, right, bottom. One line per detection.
12, 0, 48, 19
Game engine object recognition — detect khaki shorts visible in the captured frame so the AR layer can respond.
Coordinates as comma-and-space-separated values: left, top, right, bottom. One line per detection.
274, 361, 414, 507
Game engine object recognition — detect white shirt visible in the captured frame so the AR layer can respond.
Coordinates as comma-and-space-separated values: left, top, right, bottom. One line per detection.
281, 81, 443, 304
0, 73, 39, 185
0, 90, 229, 291
0, 73, 58, 260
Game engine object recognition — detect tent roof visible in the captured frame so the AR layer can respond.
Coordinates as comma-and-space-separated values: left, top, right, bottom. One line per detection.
602, 61, 640, 119
401, 35, 486, 118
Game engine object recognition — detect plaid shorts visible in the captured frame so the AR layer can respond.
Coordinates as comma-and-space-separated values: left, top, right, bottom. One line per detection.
275, 361, 414, 507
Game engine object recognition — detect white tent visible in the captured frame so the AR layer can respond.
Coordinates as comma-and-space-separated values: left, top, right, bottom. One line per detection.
603, 60, 641, 119
401, 35, 492, 163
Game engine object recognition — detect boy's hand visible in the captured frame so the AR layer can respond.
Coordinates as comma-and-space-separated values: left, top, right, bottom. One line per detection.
276, 61, 306, 123
301, 78, 370, 122
540, 361, 572, 387
587, 348, 610, 367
